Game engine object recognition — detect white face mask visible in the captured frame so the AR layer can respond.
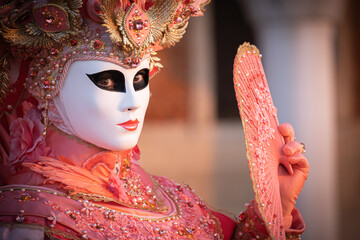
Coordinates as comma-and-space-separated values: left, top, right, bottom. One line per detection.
59, 59, 150, 151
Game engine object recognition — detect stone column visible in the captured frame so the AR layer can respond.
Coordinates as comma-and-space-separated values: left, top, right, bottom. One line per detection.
140, 5, 218, 204
239, 0, 343, 239
187, 5, 217, 127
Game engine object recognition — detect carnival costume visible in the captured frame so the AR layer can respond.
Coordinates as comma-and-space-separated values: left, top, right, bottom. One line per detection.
0, 0, 308, 239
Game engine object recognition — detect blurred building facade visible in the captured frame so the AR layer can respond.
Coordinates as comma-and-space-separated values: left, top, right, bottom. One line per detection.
140, 0, 360, 239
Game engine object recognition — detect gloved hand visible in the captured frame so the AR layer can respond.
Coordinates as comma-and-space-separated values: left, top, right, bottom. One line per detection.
278, 123, 309, 228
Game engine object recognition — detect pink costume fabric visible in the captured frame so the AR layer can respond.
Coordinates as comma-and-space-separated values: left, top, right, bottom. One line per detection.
0, 1, 306, 239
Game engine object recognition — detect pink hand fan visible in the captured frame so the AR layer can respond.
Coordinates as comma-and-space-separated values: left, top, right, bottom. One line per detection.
233, 43, 285, 240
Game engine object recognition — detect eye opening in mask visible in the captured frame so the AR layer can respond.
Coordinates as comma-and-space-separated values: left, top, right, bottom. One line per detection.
133, 68, 149, 91
86, 70, 126, 92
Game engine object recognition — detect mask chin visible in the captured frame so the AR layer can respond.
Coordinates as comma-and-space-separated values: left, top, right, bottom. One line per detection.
55, 59, 150, 151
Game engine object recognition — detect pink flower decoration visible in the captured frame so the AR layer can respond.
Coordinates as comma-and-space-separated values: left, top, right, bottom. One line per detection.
46, 211, 57, 227
8, 107, 53, 173
81, 200, 95, 216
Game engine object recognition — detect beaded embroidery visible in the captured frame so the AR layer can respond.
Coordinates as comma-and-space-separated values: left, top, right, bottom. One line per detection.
0, 178, 223, 240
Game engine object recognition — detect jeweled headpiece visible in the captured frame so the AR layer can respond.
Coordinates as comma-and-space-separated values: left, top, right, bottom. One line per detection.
0, 0, 209, 118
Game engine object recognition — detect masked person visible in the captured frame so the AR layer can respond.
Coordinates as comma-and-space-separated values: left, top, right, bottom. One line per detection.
0, 1, 308, 239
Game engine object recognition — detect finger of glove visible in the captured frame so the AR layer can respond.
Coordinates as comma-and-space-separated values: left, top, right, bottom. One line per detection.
287, 153, 310, 173
279, 157, 294, 175
279, 122, 295, 143
283, 141, 303, 156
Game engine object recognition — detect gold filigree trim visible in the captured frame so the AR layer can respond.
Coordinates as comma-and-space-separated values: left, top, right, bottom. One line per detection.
147, 0, 180, 48
236, 42, 260, 57
0, 1, 15, 10
285, 232, 303, 239
45, 227, 81, 240
1, 0, 82, 48
200, 0, 212, 13
101, 0, 180, 55
160, 17, 189, 48
208, 209, 225, 240
149, 51, 163, 75
32, 4, 70, 33
0, 49, 11, 106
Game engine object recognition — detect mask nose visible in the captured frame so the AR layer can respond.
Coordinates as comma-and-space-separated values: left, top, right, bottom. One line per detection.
118, 89, 140, 112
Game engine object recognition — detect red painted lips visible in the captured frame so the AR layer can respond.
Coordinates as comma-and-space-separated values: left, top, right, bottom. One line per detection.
117, 119, 139, 131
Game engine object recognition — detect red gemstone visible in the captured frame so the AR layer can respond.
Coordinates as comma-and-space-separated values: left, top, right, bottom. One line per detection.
93, 40, 102, 49
238, 212, 246, 221
133, 19, 144, 30
45, 15, 55, 24
70, 39, 78, 46
40, 59, 47, 66
132, 58, 140, 64
189, 6, 198, 14
132, 58, 140, 67
50, 48, 59, 56
197, 201, 206, 208
43, 80, 51, 89
124, 58, 131, 65
30, 71, 38, 78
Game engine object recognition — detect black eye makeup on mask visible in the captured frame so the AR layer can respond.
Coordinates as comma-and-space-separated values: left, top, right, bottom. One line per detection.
133, 68, 149, 91
86, 68, 149, 92
86, 70, 125, 92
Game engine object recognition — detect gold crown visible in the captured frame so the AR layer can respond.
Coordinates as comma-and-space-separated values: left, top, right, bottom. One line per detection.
0, 0, 210, 117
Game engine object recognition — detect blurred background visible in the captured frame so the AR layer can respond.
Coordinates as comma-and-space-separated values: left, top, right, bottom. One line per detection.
139, 0, 360, 239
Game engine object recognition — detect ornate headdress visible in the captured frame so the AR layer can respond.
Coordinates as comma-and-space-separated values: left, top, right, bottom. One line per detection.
0, 0, 210, 121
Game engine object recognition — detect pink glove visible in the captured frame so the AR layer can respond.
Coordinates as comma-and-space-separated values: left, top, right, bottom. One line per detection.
278, 123, 309, 229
